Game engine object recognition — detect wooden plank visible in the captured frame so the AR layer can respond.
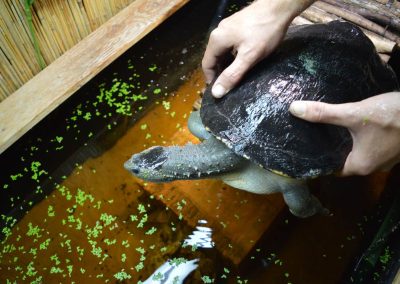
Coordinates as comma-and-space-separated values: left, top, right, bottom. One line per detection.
0, 0, 189, 154
116, 68, 286, 264
394, 268, 400, 284
139, 127, 286, 265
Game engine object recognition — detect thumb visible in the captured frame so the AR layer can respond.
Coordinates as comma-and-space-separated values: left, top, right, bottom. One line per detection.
289, 100, 356, 128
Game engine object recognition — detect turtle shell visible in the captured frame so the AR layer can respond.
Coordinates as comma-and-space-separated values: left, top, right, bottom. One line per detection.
200, 21, 399, 179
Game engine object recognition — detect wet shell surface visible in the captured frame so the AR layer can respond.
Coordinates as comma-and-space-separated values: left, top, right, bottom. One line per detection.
200, 21, 399, 179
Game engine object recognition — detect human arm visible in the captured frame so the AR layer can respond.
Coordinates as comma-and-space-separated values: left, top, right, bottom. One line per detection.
202, 0, 316, 98
289, 92, 400, 176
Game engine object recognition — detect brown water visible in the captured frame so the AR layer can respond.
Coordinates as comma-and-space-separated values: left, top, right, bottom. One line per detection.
0, 66, 394, 283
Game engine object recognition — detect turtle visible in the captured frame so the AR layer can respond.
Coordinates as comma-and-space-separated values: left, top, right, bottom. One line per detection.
124, 21, 399, 218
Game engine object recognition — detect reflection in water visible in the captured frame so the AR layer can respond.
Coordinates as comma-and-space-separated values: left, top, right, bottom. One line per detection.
142, 259, 199, 284
143, 220, 214, 283
183, 220, 215, 249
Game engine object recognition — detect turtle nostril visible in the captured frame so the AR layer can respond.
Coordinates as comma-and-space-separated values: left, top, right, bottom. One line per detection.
132, 168, 140, 174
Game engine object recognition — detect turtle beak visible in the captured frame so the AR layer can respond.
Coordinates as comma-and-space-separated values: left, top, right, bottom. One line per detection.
124, 159, 140, 175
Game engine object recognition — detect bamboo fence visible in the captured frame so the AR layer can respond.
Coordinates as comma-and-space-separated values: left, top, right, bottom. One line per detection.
0, 0, 136, 101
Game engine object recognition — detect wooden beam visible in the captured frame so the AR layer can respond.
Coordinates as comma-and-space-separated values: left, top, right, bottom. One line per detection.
139, 127, 285, 265
0, 0, 189, 154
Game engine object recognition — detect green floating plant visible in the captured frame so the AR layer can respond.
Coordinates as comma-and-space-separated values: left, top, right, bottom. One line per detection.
24, 0, 45, 69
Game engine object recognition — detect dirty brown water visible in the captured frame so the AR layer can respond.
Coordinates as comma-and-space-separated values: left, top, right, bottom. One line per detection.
0, 65, 395, 283
1, 0, 399, 282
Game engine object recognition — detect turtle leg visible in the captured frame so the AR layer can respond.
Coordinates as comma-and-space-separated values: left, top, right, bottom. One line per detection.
280, 180, 329, 218
188, 111, 211, 141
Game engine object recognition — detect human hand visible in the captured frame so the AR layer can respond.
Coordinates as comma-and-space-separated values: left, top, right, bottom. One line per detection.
202, 0, 312, 98
289, 92, 400, 176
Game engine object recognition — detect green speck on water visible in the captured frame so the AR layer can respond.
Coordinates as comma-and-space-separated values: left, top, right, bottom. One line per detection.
153, 272, 164, 281
148, 64, 158, 72
162, 101, 171, 110
379, 246, 391, 265
145, 227, 157, 235
10, 173, 23, 181
47, 205, 55, 217
136, 247, 145, 255
26, 223, 42, 238
26, 261, 37, 277
75, 188, 94, 206
99, 213, 116, 227
140, 124, 148, 130
83, 112, 92, 121
169, 257, 188, 266
122, 240, 130, 248
201, 275, 214, 283
55, 136, 63, 143
153, 88, 161, 94
50, 254, 61, 266
135, 262, 144, 272
104, 238, 116, 246
76, 246, 85, 256
30, 161, 48, 182
138, 203, 146, 214
67, 265, 73, 277
39, 238, 51, 250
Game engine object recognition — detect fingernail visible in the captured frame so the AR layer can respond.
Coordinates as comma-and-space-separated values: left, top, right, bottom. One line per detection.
212, 84, 226, 98
289, 101, 306, 117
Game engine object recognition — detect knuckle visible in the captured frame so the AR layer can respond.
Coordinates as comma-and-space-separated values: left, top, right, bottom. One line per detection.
221, 69, 241, 84
217, 18, 230, 29
309, 103, 326, 122
209, 29, 222, 42
239, 44, 264, 64
223, 63, 248, 83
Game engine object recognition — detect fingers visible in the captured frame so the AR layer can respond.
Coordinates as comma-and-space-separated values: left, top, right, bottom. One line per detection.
340, 151, 373, 176
202, 34, 261, 98
211, 50, 259, 98
202, 29, 233, 85
289, 100, 358, 128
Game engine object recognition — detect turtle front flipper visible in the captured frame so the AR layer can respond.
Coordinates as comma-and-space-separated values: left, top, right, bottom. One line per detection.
280, 180, 329, 218
188, 111, 211, 141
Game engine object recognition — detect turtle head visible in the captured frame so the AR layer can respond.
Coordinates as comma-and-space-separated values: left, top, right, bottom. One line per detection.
124, 146, 177, 182
125, 137, 245, 183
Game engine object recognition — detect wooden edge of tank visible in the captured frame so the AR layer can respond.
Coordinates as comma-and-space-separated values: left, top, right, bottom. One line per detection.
0, 0, 190, 155
394, 268, 400, 284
